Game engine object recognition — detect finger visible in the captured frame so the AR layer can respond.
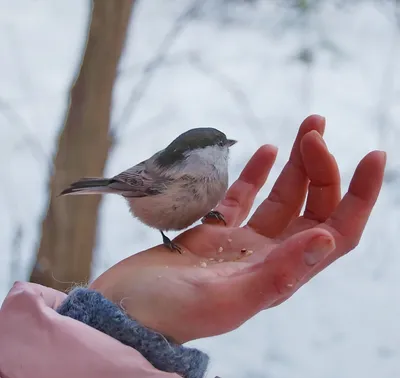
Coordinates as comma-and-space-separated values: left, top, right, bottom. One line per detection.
270, 150, 386, 308
220, 228, 335, 311
280, 131, 341, 237
247, 115, 325, 237
302, 131, 341, 221
203, 144, 278, 227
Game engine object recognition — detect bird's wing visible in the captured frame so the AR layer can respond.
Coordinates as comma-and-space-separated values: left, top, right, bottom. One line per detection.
109, 162, 169, 197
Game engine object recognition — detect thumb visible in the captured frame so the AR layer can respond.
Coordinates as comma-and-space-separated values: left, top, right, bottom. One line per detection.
240, 228, 336, 306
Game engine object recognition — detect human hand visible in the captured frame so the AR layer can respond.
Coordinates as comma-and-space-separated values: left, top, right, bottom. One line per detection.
90, 115, 386, 344
0, 282, 181, 378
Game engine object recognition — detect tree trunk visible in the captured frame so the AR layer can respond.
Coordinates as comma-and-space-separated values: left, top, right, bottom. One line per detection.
30, 0, 134, 291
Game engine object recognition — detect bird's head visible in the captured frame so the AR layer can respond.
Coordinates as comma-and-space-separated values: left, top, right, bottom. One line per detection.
155, 127, 237, 168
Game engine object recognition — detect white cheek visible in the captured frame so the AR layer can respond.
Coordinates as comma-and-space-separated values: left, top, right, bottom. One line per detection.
180, 146, 229, 177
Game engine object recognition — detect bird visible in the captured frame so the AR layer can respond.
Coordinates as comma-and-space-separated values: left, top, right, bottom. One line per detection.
59, 127, 237, 253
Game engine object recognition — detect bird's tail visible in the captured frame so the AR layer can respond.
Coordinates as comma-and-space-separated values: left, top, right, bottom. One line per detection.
59, 177, 114, 196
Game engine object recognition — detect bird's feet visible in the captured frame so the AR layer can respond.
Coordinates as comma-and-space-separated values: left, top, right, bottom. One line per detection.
160, 231, 183, 254
201, 210, 227, 226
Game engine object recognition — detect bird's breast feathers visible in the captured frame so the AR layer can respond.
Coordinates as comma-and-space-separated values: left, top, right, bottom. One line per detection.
125, 144, 230, 230
127, 174, 228, 231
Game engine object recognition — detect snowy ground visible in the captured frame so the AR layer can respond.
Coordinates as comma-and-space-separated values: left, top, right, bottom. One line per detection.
0, 1, 399, 377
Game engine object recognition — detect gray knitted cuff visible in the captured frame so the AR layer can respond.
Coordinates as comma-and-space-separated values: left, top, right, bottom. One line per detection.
56, 288, 209, 378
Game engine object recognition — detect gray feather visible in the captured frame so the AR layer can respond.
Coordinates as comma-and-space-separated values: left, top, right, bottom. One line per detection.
110, 162, 171, 197
60, 163, 171, 198
59, 178, 113, 196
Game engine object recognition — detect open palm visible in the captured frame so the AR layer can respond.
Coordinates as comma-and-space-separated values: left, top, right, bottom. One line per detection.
90, 115, 385, 344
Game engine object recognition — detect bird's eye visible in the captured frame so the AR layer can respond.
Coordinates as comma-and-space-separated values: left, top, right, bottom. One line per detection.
218, 140, 224, 146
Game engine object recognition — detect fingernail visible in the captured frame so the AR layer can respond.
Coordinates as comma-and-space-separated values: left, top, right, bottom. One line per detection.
304, 235, 335, 266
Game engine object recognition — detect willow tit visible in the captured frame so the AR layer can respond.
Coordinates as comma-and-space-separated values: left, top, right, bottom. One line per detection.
59, 127, 237, 253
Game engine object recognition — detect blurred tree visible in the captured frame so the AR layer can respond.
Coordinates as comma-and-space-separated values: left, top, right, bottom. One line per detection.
29, 0, 134, 291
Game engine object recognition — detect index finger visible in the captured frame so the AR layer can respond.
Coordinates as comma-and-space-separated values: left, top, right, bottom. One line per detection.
203, 144, 278, 227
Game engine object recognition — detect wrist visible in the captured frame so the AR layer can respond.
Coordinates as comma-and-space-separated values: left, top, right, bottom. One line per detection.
89, 246, 201, 344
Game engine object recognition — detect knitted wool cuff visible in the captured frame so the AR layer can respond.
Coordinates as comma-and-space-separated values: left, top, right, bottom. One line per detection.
56, 288, 209, 378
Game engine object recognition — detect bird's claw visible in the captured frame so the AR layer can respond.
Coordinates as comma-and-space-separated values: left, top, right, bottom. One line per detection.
160, 231, 183, 254
164, 240, 183, 254
201, 210, 227, 226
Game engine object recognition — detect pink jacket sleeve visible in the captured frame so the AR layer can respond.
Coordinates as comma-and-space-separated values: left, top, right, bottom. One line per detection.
0, 282, 180, 378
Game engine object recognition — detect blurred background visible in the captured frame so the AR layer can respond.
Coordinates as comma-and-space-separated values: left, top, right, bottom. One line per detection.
0, 0, 399, 377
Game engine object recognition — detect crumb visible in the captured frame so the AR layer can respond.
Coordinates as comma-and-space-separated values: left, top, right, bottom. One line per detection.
241, 248, 247, 253
200, 261, 207, 268
228, 238, 232, 243
218, 259, 224, 263
244, 250, 253, 257
286, 283, 293, 288
218, 246, 223, 253
209, 258, 215, 261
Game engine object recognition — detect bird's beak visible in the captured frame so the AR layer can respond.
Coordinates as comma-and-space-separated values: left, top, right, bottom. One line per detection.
227, 139, 237, 147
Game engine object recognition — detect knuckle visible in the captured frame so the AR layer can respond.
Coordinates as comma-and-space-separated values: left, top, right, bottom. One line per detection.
11, 281, 30, 293
12, 280, 24, 289
221, 196, 241, 209
303, 208, 328, 223
273, 272, 299, 296
268, 189, 287, 206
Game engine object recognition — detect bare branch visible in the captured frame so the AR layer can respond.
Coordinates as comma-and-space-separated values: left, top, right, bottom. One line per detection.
0, 98, 53, 173
374, 0, 400, 148
113, 0, 204, 139
185, 52, 265, 143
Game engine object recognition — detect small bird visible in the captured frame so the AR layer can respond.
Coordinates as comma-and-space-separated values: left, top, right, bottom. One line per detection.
59, 127, 237, 253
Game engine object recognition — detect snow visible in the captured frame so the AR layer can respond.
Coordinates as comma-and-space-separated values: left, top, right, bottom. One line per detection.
1, 0, 399, 377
